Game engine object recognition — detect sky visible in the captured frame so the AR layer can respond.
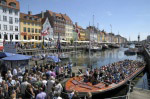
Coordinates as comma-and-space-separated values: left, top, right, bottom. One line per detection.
18, 0, 150, 41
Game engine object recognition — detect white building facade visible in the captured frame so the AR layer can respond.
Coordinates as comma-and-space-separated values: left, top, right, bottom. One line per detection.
0, 0, 20, 42
65, 23, 73, 41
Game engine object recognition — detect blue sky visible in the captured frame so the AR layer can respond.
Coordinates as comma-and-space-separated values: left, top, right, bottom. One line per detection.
18, 0, 150, 41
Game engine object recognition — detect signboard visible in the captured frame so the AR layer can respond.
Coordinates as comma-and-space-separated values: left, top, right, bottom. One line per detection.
4, 42, 16, 53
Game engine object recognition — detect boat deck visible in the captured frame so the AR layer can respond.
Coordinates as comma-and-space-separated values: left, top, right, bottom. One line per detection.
65, 66, 145, 93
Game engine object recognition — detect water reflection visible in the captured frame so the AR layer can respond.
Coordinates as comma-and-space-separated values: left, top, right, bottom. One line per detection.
71, 47, 143, 68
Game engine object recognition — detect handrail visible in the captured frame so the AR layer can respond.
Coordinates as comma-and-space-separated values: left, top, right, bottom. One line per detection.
104, 95, 128, 99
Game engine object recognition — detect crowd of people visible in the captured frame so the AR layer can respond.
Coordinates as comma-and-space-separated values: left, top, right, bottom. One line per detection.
0, 59, 145, 99
0, 62, 73, 99
84, 60, 145, 85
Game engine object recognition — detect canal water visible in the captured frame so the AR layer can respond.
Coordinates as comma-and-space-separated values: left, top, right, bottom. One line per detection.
68, 46, 150, 98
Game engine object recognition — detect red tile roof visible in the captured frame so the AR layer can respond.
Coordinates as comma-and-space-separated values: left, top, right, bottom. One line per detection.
20, 13, 41, 22
0, 0, 20, 10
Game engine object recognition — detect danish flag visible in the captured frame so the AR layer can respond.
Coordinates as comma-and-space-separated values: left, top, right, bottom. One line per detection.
41, 27, 50, 36
75, 24, 80, 39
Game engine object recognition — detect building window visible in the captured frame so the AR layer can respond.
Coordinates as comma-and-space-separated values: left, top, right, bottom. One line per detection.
24, 35, 26, 40
39, 36, 41, 40
9, 17, 13, 24
15, 11, 18, 15
9, 25, 13, 31
32, 28, 34, 33
28, 28, 30, 32
24, 27, 26, 32
9, 2, 16, 8
15, 26, 18, 31
1, 0, 7, 5
15, 35, 18, 40
9, 9, 12, 14
3, 8, 7, 13
0, 34, 1, 39
4, 34, 7, 40
3, 16, 7, 22
4, 25, 7, 30
32, 22, 34, 26
39, 29, 41, 33
24, 21, 26, 24
28, 22, 30, 25
32, 36, 34, 39
15, 18, 18, 23
10, 34, 13, 40
35, 36, 37, 40
35, 29, 37, 33
0, 24, 1, 30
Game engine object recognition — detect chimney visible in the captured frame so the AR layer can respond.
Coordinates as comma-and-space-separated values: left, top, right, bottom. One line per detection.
41, 11, 44, 18
28, 11, 32, 15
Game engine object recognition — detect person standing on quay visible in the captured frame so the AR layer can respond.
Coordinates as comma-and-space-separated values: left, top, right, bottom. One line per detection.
36, 87, 47, 99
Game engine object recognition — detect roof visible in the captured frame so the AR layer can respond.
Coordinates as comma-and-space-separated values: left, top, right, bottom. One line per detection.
61, 14, 72, 21
20, 13, 41, 22
0, 0, 20, 10
47, 10, 62, 18
41, 18, 46, 24
47, 10, 53, 16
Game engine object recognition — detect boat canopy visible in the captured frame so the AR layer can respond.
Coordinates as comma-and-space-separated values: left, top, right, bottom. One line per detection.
47, 55, 61, 63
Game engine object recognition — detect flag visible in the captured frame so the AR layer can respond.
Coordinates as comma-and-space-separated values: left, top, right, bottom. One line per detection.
41, 27, 50, 36
56, 33, 61, 49
75, 24, 80, 39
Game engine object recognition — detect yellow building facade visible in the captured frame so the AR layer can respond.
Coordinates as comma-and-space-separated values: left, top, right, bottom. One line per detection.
20, 12, 42, 46
78, 26, 86, 41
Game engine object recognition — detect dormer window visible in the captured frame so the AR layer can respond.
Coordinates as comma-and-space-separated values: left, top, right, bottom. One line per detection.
25, 16, 29, 19
29, 17, 32, 20
9, 2, 16, 8
1, 0, 6, 5
32, 17, 34, 20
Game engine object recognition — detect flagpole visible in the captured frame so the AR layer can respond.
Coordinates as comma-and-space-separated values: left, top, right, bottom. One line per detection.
42, 36, 44, 50
89, 28, 91, 69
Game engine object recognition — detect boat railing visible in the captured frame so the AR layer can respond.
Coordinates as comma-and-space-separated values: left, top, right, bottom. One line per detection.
104, 95, 128, 99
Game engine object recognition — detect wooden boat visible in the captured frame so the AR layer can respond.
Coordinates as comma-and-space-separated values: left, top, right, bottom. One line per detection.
102, 44, 109, 49
59, 53, 69, 60
124, 48, 138, 55
65, 61, 145, 97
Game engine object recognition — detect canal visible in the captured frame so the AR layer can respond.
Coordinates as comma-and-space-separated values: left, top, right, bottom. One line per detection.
69, 46, 150, 98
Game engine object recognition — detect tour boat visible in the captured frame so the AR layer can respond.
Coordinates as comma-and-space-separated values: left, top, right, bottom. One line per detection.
65, 61, 145, 97
90, 45, 102, 52
102, 44, 109, 49
124, 48, 138, 55
59, 53, 69, 60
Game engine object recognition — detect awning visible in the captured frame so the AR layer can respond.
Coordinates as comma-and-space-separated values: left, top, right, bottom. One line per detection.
60, 40, 69, 43
1, 54, 32, 61
74, 41, 89, 43
0, 52, 15, 59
